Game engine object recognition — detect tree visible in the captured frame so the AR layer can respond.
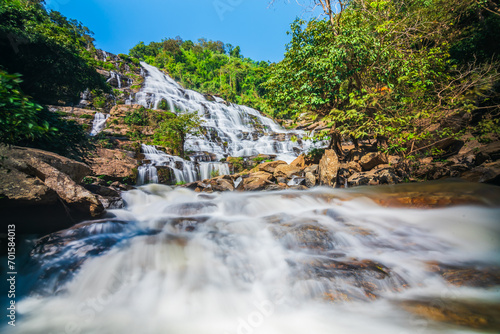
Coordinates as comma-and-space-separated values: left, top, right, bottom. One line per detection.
265, 0, 500, 156
0, 0, 109, 104
0, 69, 49, 145
153, 110, 203, 158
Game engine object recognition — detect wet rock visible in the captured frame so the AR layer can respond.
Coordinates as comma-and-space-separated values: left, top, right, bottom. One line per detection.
399, 299, 500, 331
274, 164, 302, 179
270, 222, 335, 251
426, 261, 500, 287
305, 172, 317, 188
318, 149, 340, 186
0, 146, 105, 232
348, 167, 402, 187
358, 152, 388, 171
258, 160, 287, 173
294, 258, 408, 302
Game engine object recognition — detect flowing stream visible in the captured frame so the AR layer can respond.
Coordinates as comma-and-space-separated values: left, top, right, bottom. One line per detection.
7, 182, 500, 334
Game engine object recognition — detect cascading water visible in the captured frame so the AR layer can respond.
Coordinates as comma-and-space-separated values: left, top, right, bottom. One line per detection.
7, 182, 500, 334
89, 112, 110, 136
138, 144, 230, 185
135, 62, 320, 163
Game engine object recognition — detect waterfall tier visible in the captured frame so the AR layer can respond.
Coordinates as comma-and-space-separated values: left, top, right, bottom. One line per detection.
135, 62, 320, 162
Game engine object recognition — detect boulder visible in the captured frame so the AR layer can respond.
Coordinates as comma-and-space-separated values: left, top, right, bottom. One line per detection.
305, 172, 317, 188
238, 172, 274, 191
290, 154, 307, 169
398, 299, 500, 332
318, 149, 340, 186
7, 146, 90, 182
89, 148, 138, 181
258, 160, 287, 174
0, 146, 105, 234
274, 164, 302, 179
358, 152, 388, 171
31, 160, 104, 217
461, 160, 500, 185
348, 167, 402, 187
304, 164, 319, 174
210, 178, 235, 192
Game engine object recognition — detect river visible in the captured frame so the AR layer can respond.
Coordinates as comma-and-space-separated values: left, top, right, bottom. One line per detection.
5, 181, 500, 334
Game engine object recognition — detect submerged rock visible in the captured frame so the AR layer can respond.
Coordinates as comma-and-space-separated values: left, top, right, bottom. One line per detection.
399, 299, 500, 331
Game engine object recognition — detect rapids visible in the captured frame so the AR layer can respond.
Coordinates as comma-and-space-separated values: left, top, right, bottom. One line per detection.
5, 182, 500, 334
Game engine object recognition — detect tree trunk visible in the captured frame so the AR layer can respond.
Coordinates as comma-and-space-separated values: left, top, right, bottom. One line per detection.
328, 129, 344, 158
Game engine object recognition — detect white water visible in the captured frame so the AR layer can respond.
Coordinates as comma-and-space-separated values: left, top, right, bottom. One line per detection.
11, 184, 500, 334
138, 144, 231, 185
135, 62, 320, 163
89, 112, 110, 136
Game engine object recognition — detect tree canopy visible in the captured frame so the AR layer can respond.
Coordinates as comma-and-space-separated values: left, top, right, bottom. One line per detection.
265, 0, 500, 156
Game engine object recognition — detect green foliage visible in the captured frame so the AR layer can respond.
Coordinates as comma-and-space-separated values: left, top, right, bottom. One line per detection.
129, 37, 272, 114
0, 0, 109, 104
153, 110, 203, 158
124, 107, 149, 126
265, 0, 500, 155
0, 69, 49, 144
210, 170, 220, 178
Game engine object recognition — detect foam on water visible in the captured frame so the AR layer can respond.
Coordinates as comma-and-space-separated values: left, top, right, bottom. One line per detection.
9, 183, 500, 334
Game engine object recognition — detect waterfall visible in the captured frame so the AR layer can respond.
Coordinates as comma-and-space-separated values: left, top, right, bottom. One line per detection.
89, 112, 110, 136
138, 144, 199, 185
134, 62, 321, 163
10, 182, 500, 334
199, 161, 231, 180
107, 71, 122, 88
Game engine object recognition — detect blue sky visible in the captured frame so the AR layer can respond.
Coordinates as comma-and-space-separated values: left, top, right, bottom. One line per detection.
45, 0, 323, 63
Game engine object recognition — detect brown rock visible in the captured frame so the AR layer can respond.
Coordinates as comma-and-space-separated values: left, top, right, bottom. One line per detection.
258, 160, 287, 174
210, 178, 235, 192
304, 164, 319, 174
31, 160, 104, 217
8, 146, 90, 183
318, 149, 340, 186
290, 154, 307, 169
305, 172, 317, 188
90, 148, 138, 180
426, 261, 500, 288
461, 160, 500, 185
399, 299, 500, 331
274, 164, 302, 179
239, 172, 274, 191
0, 166, 57, 205
358, 152, 388, 171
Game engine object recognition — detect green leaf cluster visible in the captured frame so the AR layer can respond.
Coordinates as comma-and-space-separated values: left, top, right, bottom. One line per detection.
0, 0, 109, 105
265, 0, 500, 155
152, 110, 203, 158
